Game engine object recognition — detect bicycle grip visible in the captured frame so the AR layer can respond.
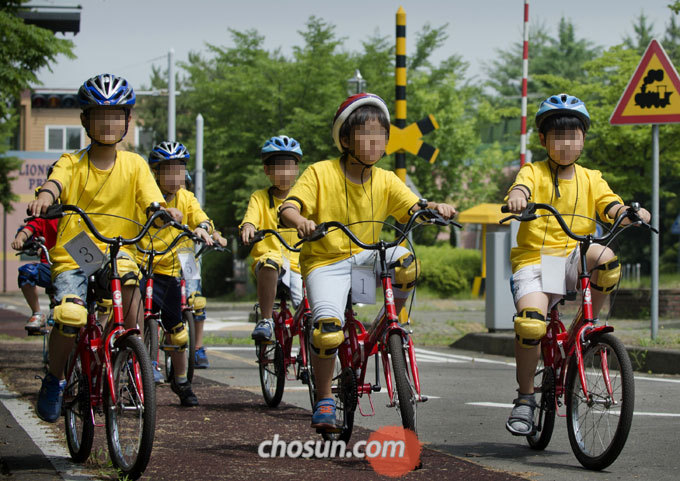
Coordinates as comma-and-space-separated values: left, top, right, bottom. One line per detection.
501, 205, 510, 213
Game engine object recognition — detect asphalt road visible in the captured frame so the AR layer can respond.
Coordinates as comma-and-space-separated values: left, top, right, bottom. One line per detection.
198, 343, 680, 481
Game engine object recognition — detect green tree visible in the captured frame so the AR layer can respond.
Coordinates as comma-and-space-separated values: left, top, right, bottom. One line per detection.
0, 1, 75, 210
623, 13, 656, 55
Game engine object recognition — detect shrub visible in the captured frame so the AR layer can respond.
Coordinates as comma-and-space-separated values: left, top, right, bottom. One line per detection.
415, 244, 481, 297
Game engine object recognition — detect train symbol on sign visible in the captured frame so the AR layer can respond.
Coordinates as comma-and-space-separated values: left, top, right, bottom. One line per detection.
635, 69, 672, 108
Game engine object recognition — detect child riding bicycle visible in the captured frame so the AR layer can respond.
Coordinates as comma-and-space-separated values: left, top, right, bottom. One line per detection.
12, 205, 58, 334
26, 74, 181, 423
140, 141, 215, 406
279, 93, 456, 430
240, 136, 304, 342
504, 93, 651, 436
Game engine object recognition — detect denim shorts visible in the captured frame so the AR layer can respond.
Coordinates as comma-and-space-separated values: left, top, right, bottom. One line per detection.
18, 262, 52, 289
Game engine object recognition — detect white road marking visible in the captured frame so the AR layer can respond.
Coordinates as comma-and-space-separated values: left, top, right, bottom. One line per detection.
634, 375, 680, 384
415, 348, 516, 367
0, 377, 95, 479
466, 401, 680, 417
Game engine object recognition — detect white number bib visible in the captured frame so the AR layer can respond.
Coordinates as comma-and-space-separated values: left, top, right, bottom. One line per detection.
351, 265, 376, 305
541, 254, 567, 295
64, 231, 105, 276
179, 252, 201, 280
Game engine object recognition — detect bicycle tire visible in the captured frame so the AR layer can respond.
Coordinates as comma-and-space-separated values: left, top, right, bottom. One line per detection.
527, 365, 556, 450
63, 350, 94, 463
565, 333, 634, 470
163, 310, 196, 383
104, 335, 156, 480
257, 342, 285, 407
388, 332, 417, 433
322, 365, 355, 443
302, 315, 316, 410
143, 317, 159, 367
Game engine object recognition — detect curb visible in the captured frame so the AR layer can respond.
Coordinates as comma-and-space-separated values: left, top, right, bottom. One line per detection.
451, 332, 680, 376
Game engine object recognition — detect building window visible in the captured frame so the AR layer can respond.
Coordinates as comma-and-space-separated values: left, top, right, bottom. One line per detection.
45, 126, 83, 151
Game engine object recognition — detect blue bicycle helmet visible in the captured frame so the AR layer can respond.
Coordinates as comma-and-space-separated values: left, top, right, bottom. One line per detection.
261, 135, 302, 163
77, 74, 136, 109
148, 141, 190, 167
535, 93, 590, 133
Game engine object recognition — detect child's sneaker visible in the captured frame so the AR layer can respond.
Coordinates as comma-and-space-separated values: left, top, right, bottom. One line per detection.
311, 397, 336, 429
151, 361, 164, 384
195, 347, 210, 369
25, 313, 46, 335
37, 373, 66, 422
170, 377, 198, 407
251, 318, 274, 341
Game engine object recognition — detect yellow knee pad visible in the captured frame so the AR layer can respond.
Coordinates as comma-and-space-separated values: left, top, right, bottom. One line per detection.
117, 256, 142, 287
53, 295, 87, 337
311, 318, 344, 358
591, 257, 620, 294
188, 293, 206, 315
392, 252, 420, 291
514, 308, 546, 349
165, 324, 188, 350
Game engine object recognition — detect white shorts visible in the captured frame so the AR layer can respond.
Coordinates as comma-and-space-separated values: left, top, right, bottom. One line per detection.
510, 247, 580, 310
305, 246, 411, 325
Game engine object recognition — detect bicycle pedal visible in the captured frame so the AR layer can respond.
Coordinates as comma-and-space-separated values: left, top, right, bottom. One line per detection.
418, 395, 429, 403
160, 344, 186, 352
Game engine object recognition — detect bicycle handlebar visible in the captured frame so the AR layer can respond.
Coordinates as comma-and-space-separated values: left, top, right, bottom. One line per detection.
249, 229, 300, 253
26, 202, 173, 247
297, 207, 462, 250
499, 202, 658, 244
17, 236, 52, 265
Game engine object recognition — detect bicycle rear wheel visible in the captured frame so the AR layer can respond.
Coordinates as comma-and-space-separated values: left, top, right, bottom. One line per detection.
388, 332, 416, 433
527, 364, 556, 450
63, 350, 94, 463
143, 317, 159, 366
257, 341, 285, 407
565, 333, 634, 470
104, 335, 156, 480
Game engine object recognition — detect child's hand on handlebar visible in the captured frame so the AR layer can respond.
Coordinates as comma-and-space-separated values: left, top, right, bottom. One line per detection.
26, 192, 53, 217
163, 207, 183, 223
620, 205, 651, 225
11, 236, 26, 250
435, 203, 457, 219
212, 230, 228, 247
240, 223, 256, 245
296, 219, 317, 239
507, 189, 528, 213
193, 226, 213, 246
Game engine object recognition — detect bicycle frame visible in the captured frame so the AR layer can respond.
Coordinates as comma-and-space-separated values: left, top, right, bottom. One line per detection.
270, 283, 312, 380
336, 246, 422, 416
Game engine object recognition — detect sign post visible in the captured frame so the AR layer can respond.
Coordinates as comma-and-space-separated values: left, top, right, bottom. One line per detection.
610, 39, 680, 339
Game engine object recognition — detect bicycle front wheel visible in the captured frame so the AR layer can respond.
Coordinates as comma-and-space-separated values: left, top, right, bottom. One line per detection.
565, 333, 634, 470
302, 315, 316, 410
388, 332, 416, 433
63, 350, 94, 463
104, 335, 156, 480
143, 317, 159, 366
257, 341, 285, 407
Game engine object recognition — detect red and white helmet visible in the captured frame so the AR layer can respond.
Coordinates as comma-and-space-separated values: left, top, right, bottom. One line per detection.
332, 93, 390, 152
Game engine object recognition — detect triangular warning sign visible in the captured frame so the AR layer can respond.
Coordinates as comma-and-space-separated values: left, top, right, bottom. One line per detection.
610, 39, 680, 125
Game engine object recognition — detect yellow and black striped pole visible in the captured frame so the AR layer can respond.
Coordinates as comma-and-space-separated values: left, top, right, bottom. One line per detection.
395, 6, 407, 183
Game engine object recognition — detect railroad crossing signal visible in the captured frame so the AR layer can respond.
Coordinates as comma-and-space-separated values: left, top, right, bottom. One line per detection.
610, 39, 680, 125
385, 115, 440, 163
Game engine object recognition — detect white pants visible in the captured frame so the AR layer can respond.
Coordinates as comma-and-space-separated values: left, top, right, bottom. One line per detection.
305, 246, 410, 325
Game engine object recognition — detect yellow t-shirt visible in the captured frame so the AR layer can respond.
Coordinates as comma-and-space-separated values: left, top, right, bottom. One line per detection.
507, 160, 623, 273
49, 149, 165, 278
137, 188, 212, 277
240, 187, 301, 274
286, 158, 419, 277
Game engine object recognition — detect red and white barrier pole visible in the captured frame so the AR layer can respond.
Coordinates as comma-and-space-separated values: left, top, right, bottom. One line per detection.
520, 0, 529, 166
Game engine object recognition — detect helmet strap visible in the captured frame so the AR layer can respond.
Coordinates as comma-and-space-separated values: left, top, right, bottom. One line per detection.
547, 154, 580, 198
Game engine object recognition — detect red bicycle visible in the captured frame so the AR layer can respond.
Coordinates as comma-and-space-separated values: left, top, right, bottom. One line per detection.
303, 204, 458, 442
249, 229, 314, 408
500, 202, 656, 470
40, 203, 169, 480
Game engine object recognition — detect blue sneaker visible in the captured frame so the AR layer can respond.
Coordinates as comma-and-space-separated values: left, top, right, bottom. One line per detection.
311, 398, 336, 429
195, 347, 209, 369
251, 318, 274, 342
37, 373, 66, 423
151, 361, 164, 384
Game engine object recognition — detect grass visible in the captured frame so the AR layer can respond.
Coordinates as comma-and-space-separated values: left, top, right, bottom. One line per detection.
619, 272, 680, 289
0, 333, 42, 342
201, 334, 254, 346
